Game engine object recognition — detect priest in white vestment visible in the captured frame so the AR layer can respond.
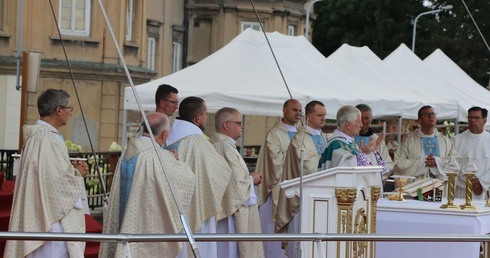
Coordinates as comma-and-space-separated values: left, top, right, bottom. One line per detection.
453, 106, 490, 200
319, 105, 389, 181
166, 97, 232, 258
394, 105, 457, 181
256, 99, 302, 258
5, 89, 88, 258
354, 104, 394, 183
99, 113, 195, 258
211, 107, 264, 258
276, 101, 327, 258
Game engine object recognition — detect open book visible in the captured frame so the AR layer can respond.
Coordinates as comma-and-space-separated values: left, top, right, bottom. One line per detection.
393, 178, 445, 197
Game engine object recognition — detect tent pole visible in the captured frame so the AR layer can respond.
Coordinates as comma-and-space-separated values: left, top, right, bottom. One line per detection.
239, 115, 245, 156
397, 116, 402, 144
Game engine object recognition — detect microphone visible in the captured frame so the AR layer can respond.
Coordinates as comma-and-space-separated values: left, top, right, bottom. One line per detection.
299, 111, 305, 117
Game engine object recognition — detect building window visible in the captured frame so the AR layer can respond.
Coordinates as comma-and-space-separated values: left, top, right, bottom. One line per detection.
147, 37, 156, 70
288, 25, 296, 36
0, 0, 4, 31
59, 0, 91, 36
126, 0, 134, 41
241, 22, 262, 32
173, 42, 182, 73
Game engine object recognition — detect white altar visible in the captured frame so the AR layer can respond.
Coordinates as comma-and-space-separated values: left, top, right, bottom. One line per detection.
377, 199, 490, 258
280, 166, 383, 258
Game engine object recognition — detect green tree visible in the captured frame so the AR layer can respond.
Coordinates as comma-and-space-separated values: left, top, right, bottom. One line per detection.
428, 0, 489, 86
312, 0, 489, 86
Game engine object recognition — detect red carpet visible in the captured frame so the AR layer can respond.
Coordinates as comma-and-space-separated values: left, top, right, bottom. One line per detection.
0, 180, 102, 257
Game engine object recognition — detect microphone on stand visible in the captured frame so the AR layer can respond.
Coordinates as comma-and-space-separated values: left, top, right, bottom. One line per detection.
298, 113, 308, 258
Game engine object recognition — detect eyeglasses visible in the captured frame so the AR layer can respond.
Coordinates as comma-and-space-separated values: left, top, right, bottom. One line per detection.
226, 121, 243, 126
163, 99, 179, 106
421, 112, 437, 118
60, 106, 74, 112
467, 116, 483, 120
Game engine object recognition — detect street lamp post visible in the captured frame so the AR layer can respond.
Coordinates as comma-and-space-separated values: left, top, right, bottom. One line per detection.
412, 5, 453, 52
305, 0, 325, 41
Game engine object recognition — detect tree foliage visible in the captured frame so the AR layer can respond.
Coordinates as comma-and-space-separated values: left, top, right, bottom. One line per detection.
312, 0, 489, 86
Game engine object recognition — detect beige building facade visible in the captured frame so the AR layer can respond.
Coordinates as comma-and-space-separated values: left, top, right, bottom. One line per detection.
0, 0, 310, 151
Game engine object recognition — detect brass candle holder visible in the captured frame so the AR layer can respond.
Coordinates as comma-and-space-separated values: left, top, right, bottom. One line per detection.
440, 172, 459, 209
460, 156, 478, 210
440, 156, 460, 209
459, 173, 477, 210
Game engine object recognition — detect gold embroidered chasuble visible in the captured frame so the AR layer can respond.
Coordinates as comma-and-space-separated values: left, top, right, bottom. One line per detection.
5, 124, 86, 257
275, 126, 326, 233
394, 129, 457, 181
255, 121, 295, 218
211, 132, 264, 258
99, 138, 195, 258
169, 133, 232, 231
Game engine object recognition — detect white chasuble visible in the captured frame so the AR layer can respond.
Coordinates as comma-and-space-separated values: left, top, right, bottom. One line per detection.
5, 123, 86, 258
453, 130, 490, 200
212, 133, 264, 258
99, 137, 195, 258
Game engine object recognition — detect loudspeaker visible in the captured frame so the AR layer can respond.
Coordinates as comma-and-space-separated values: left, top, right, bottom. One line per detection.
26, 52, 41, 93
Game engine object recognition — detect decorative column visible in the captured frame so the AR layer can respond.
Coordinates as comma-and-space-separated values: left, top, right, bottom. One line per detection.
336, 187, 357, 258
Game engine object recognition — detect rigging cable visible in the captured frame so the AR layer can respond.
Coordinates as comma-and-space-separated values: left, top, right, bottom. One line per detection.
47, 0, 108, 207
460, 0, 490, 53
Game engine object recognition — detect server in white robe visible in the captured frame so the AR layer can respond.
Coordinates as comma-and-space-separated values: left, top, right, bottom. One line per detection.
319, 105, 389, 177
276, 101, 327, 258
255, 99, 302, 258
394, 105, 457, 181
166, 97, 232, 258
453, 106, 490, 200
99, 113, 195, 258
5, 89, 88, 258
211, 107, 264, 258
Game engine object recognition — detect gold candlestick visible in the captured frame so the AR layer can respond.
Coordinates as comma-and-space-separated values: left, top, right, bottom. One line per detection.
460, 173, 477, 210
440, 172, 459, 209
460, 156, 478, 210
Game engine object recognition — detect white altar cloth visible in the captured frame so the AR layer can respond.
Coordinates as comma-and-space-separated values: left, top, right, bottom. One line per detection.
376, 198, 490, 258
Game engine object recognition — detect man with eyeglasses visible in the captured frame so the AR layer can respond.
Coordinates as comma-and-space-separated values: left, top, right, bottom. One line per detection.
452, 106, 490, 200
5, 89, 88, 258
155, 84, 179, 117
394, 105, 457, 181
211, 107, 264, 258
276, 100, 327, 258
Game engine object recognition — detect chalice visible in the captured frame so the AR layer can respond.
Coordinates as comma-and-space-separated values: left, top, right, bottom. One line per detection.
392, 175, 415, 202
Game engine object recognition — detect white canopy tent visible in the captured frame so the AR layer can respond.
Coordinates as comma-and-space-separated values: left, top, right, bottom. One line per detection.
384, 44, 490, 128
324, 44, 459, 120
424, 49, 490, 127
122, 30, 460, 146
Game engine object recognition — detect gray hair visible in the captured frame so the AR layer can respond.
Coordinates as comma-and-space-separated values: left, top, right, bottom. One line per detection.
37, 89, 70, 117
355, 104, 372, 113
337, 105, 361, 126
143, 112, 170, 136
215, 107, 240, 131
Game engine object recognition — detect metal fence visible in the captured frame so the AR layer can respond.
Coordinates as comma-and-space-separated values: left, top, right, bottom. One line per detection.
0, 149, 120, 209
